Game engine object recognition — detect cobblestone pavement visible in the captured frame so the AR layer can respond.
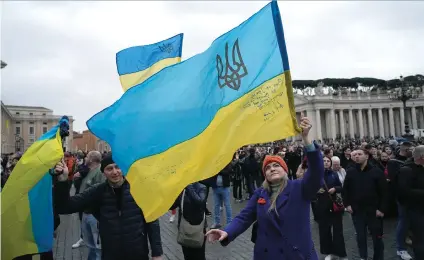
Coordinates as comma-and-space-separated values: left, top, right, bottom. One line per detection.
53, 189, 413, 260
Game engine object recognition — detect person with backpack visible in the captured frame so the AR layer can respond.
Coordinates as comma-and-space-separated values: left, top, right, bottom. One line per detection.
387, 142, 414, 260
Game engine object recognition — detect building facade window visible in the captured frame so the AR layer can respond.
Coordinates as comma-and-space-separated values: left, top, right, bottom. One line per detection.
29, 126, 34, 135
29, 112, 33, 116
16, 121, 20, 124
16, 126, 21, 135
42, 113, 46, 116
29, 138, 34, 143
16, 112, 20, 115
29, 121, 34, 124
43, 122, 47, 125
43, 127, 48, 134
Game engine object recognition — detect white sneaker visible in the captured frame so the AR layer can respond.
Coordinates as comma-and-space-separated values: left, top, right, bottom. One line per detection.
169, 214, 176, 223
397, 250, 413, 260
324, 254, 333, 260
72, 238, 84, 249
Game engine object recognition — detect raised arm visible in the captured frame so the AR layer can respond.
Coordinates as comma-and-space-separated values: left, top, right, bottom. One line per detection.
298, 116, 324, 200
54, 159, 103, 214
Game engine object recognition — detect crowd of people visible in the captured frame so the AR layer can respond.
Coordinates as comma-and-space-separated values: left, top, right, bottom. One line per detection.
2, 117, 424, 260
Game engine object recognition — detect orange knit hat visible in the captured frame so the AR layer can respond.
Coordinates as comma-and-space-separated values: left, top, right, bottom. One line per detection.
262, 155, 288, 175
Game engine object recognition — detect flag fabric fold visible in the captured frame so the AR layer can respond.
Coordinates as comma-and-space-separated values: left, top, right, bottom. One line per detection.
88, 1, 299, 222
1, 117, 68, 260
116, 33, 184, 91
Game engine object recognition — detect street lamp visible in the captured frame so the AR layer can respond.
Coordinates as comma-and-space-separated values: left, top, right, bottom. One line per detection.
1, 60, 7, 69
387, 75, 421, 141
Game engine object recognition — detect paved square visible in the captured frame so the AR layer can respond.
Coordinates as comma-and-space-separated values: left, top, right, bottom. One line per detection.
53, 190, 411, 260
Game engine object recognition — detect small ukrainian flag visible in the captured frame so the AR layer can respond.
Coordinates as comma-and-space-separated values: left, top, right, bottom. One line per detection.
116, 34, 183, 91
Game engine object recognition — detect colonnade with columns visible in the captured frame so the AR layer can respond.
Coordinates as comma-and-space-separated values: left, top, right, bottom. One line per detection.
292, 92, 424, 141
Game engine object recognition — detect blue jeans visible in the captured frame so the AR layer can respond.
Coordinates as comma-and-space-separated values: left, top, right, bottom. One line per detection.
213, 187, 232, 226
396, 202, 410, 251
82, 213, 102, 260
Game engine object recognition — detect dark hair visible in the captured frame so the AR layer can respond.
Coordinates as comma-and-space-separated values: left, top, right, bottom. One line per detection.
323, 156, 333, 168
342, 146, 351, 153
324, 148, 332, 156
357, 148, 369, 155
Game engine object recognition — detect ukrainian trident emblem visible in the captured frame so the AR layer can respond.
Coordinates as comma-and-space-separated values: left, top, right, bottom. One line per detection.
216, 39, 248, 91
159, 43, 174, 54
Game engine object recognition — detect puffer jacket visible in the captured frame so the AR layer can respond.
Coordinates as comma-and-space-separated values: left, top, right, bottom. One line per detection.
171, 182, 207, 227
54, 179, 162, 260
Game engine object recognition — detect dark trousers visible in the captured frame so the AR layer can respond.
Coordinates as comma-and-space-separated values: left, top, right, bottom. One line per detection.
311, 201, 319, 221
318, 211, 347, 257
351, 210, 384, 260
244, 175, 254, 197
409, 209, 424, 260
233, 179, 242, 200
204, 186, 211, 214
181, 240, 206, 260
289, 166, 298, 180
255, 175, 263, 189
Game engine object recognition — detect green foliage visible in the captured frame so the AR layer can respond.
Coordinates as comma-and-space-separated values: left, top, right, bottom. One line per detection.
292, 74, 424, 90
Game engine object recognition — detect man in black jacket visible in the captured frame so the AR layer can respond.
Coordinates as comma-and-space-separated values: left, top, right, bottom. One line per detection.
54, 154, 163, 260
397, 145, 424, 260
343, 148, 388, 260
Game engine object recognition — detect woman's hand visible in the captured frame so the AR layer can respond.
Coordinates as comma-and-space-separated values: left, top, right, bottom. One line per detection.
205, 229, 228, 242
299, 113, 312, 145
328, 187, 336, 194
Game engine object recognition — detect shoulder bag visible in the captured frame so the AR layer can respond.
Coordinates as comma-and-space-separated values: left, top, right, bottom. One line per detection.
177, 189, 205, 248
323, 179, 345, 213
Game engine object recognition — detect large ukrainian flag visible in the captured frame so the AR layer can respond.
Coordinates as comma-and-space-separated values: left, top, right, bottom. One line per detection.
1, 117, 68, 260
116, 33, 184, 91
88, 1, 300, 222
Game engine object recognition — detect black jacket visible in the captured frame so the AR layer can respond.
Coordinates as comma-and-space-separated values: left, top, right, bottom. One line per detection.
386, 155, 408, 182
316, 169, 343, 214
54, 179, 162, 260
171, 182, 207, 227
343, 162, 388, 213
208, 164, 232, 188
397, 161, 424, 211
242, 155, 260, 178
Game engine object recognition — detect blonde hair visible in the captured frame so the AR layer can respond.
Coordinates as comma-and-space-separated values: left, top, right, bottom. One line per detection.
262, 175, 288, 216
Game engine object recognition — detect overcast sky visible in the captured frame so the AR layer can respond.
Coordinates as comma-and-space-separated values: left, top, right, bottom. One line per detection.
1, 1, 423, 131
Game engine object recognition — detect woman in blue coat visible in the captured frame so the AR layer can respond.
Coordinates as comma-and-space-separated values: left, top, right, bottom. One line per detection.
206, 116, 324, 260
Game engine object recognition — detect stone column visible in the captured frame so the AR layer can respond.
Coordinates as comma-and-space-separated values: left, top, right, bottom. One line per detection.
420, 106, 424, 128
400, 106, 405, 135
330, 109, 337, 139
378, 108, 384, 138
411, 106, 418, 130
315, 109, 322, 140
389, 107, 395, 137
367, 108, 374, 138
348, 109, 354, 137
358, 109, 364, 138
339, 110, 345, 138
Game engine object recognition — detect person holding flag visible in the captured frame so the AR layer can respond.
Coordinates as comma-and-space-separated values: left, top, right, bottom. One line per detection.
1, 116, 69, 260
53, 153, 163, 260
206, 115, 324, 260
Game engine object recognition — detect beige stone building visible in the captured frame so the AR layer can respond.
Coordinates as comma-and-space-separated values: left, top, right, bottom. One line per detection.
291, 84, 424, 141
1, 102, 74, 154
